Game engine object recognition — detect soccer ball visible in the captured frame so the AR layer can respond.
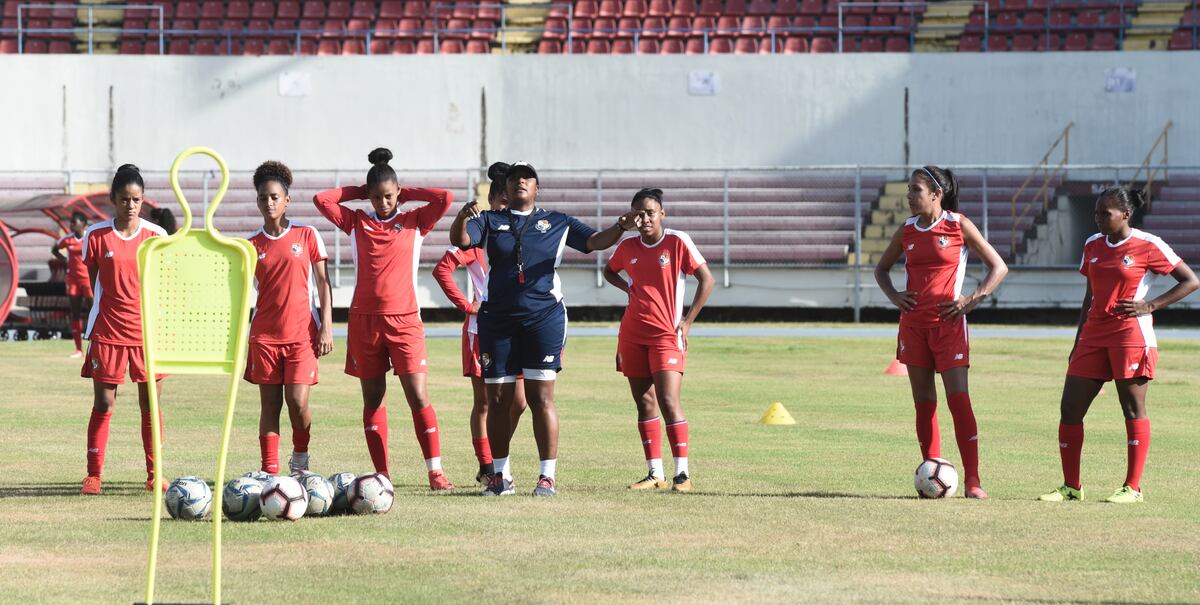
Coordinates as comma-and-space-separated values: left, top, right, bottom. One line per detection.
327, 472, 356, 515
260, 476, 308, 521
165, 476, 213, 520
242, 469, 273, 483
348, 472, 394, 515
914, 458, 959, 499
222, 477, 263, 522
294, 471, 334, 517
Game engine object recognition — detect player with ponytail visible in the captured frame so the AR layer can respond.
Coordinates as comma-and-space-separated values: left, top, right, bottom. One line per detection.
874, 165, 1008, 499
53, 211, 92, 358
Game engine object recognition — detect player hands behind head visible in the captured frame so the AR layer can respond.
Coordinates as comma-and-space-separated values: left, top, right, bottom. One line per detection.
449, 161, 642, 497
79, 164, 170, 496
312, 148, 456, 490
53, 211, 93, 358
245, 161, 333, 477
1039, 187, 1197, 504
603, 188, 715, 492
432, 162, 528, 486
873, 165, 1009, 499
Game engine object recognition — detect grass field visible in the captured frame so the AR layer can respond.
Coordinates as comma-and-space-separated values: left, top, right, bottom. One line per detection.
1, 325, 1199, 604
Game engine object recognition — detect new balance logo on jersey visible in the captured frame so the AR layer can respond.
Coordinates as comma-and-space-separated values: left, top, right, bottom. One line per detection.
906, 244, 915, 251
1129, 439, 1140, 446
667, 358, 678, 365
420, 359, 427, 366
424, 427, 437, 434
954, 353, 964, 360
542, 355, 555, 363
258, 252, 267, 260
1089, 257, 1099, 263
1129, 362, 1140, 370
497, 225, 511, 231
104, 251, 115, 258
1059, 442, 1069, 449
365, 424, 379, 431
630, 258, 638, 264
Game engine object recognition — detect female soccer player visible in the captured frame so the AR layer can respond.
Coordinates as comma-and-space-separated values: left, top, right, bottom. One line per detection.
79, 164, 169, 495
53, 211, 92, 358
874, 165, 1008, 500
1040, 187, 1197, 504
245, 161, 333, 476
313, 148, 455, 490
449, 161, 640, 497
432, 162, 527, 484
603, 188, 714, 492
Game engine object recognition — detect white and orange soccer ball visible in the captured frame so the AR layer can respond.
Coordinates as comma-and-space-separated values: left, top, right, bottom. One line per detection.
914, 458, 959, 499
260, 475, 308, 521
348, 472, 394, 515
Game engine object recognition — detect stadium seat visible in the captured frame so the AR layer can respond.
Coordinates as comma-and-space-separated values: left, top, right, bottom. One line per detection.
692, 16, 716, 33
301, 1, 325, 19
612, 38, 634, 52
661, 37, 684, 52
1011, 32, 1036, 51
599, 0, 623, 18
587, 38, 611, 52
538, 38, 563, 53
684, 36, 705, 52
996, 12, 1018, 29
392, 39, 416, 53
444, 18, 472, 39
799, 0, 822, 16
638, 37, 660, 52
1063, 31, 1087, 50
379, 1, 405, 19
733, 36, 758, 53
1091, 30, 1116, 50
544, 17, 568, 39
617, 17, 642, 37
725, 0, 747, 17
776, 0, 800, 15
416, 38, 435, 53
1049, 10, 1072, 30
673, 0, 697, 17
593, 17, 617, 38
268, 39, 293, 54
396, 18, 422, 38
404, 2, 427, 18
747, 0, 773, 16
958, 33, 982, 51
572, 17, 593, 39
1075, 9, 1098, 28
168, 39, 192, 55
479, 4, 502, 20
48, 40, 73, 54
118, 39, 143, 54
1023, 11, 1045, 28
767, 15, 791, 33
369, 38, 389, 54
783, 36, 808, 52
195, 38, 219, 54
648, 0, 673, 17
810, 36, 834, 52
241, 38, 266, 54
667, 16, 691, 35
859, 36, 883, 52
350, 0, 375, 18
453, 2, 478, 20
716, 16, 740, 34
575, 0, 599, 18
742, 15, 765, 34
439, 39, 465, 53
1169, 29, 1195, 50
565, 38, 586, 53
643, 17, 668, 37
177, 2, 200, 20
708, 36, 733, 52
342, 39, 365, 54
326, 1, 350, 19
277, 2, 301, 20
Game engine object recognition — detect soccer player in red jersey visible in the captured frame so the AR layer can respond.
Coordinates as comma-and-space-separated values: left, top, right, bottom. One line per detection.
79, 164, 169, 495
432, 162, 527, 484
52, 211, 93, 358
1040, 187, 1197, 504
313, 148, 456, 490
874, 166, 1008, 499
603, 188, 714, 492
244, 161, 333, 476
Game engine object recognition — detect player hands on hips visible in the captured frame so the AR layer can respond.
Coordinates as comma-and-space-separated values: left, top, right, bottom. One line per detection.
873, 166, 1009, 500
603, 188, 714, 493
449, 161, 642, 496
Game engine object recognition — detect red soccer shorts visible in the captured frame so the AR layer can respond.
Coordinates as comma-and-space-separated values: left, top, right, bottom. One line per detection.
897, 318, 970, 372
1067, 344, 1157, 381
244, 340, 319, 385
345, 312, 428, 378
66, 278, 93, 298
81, 341, 163, 384
616, 336, 687, 378
462, 327, 482, 378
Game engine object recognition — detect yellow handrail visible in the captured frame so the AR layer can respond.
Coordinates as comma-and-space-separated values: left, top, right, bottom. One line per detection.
1010, 122, 1073, 256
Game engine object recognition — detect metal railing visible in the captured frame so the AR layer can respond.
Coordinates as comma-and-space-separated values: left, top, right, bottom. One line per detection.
1010, 123, 1072, 254
4, 0, 1196, 54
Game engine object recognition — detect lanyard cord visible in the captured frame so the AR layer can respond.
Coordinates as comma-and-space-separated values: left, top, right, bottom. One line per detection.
508, 209, 538, 284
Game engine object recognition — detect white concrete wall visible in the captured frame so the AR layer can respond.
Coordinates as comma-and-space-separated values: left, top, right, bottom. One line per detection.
0, 53, 1196, 172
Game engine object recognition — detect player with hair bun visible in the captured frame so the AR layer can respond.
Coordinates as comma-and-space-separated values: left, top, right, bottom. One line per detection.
874, 165, 1008, 499
313, 148, 456, 490
52, 211, 93, 358
432, 162, 528, 485
245, 160, 333, 476
79, 164, 169, 495
1040, 186, 1198, 504
603, 188, 714, 492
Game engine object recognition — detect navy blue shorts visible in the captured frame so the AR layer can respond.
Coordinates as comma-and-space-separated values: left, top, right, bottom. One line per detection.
477, 302, 567, 380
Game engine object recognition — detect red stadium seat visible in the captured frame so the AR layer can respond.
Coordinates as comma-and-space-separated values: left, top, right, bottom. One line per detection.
1023, 11, 1045, 28
142, 39, 162, 54
176, 2, 200, 19
405, 2, 428, 18
996, 12, 1017, 28
241, 38, 265, 54
799, 0, 822, 16
48, 40, 73, 53
268, 39, 293, 54
565, 38, 586, 53
747, 0, 773, 16
246, 18, 271, 34
351, 0, 375, 18
200, 1, 223, 19
538, 38, 563, 53
470, 20, 496, 39
22, 39, 48, 53
859, 36, 882, 51
661, 37, 684, 52
697, 0, 723, 17
733, 36, 758, 53
118, 39, 143, 54
612, 38, 634, 52
439, 39, 464, 53
326, 1, 351, 19
758, 35, 778, 52
1011, 32, 1036, 51
369, 38, 389, 54
392, 39, 416, 53
622, 0, 648, 17
643, 16, 668, 37
571, 17, 593, 38
707, 36, 733, 52
1091, 30, 1116, 50
544, 17, 567, 38
1049, 10, 1072, 30
444, 18, 472, 39
958, 33, 982, 51
844, 15, 866, 30
647, 0, 673, 16
869, 14, 891, 29
277, 2, 301, 20
673, 0, 697, 17
347, 18, 372, 36
342, 39, 365, 53
379, 1, 405, 19
395, 18, 421, 38
171, 18, 197, 32
1169, 29, 1195, 50
416, 38, 435, 53
783, 36, 808, 52
593, 17, 617, 38
667, 16, 691, 35
1063, 31, 1087, 50
453, 2, 477, 20
479, 4, 502, 20
684, 36, 705, 52
466, 39, 490, 53
617, 17, 641, 36
575, 0, 599, 18
742, 15, 764, 33
692, 16, 715, 33
250, 1, 275, 19
775, 0, 800, 14
716, 16, 740, 34
1100, 10, 1123, 30
767, 15, 791, 32
319, 19, 344, 38
884, 35, 908, 51
317, 39, 340, 54
302, 1, 326, 19
725, 0, 747, 16
599, 0, 622, 18
586, 38, 611, 52
1076, 10, 1099, 27
810, 36, 834, 52
638, 37, 660, 52
297, 18, 321, 33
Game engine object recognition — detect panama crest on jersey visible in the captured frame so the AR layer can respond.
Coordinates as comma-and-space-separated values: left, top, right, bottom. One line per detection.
535, 219, 551, 233
937, 235, 950, 248
1121, 255, 1134, 267
291, 243, 302, 256
658, 253, 670, 266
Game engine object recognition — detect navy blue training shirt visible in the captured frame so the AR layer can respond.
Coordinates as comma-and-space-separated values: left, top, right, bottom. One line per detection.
464, 208, 597, 317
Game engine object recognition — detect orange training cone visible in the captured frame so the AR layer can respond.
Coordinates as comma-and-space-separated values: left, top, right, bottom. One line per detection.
884, 358, 908, 376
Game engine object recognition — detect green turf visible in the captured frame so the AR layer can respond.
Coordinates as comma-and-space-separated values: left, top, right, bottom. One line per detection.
1, 331, 1198, 604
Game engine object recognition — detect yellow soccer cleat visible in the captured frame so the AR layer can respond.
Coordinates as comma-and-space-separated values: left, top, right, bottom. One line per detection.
628, 474, 669, 490
1038, 485, 1084, 502
1105, 485, 1143, 504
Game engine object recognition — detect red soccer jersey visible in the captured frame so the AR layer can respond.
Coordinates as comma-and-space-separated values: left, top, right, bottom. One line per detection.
82, 219, 167, 345
607, 229, 706, 345
55, 233, 88, 283
432, 246, 488, 334
248, 222, 329, 344
313, 185, 452, 316
1078, 229, 1181, 347
900, 211, 967, 327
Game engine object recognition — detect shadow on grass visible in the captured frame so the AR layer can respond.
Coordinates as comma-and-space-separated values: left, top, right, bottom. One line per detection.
675, 490, 918, 501
0, 482, 149, 498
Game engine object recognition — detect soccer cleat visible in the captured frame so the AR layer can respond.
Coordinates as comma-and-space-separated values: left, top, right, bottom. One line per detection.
476, 470, 489, 486
1038, 485, 1084, 502
1105, 485, 1143, 504
288, 452, 310, 474
671, 472, 692, 492
145, 478, 169, 492
533, 475, 556, 497
81, 476, 102, 495
964, 485, 989, 499
69, 350, 84, 359
481, 473, 514, 496
628, 473, 669, 490
428, 469, 455, 491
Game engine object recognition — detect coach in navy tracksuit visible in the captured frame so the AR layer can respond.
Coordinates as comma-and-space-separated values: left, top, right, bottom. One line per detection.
449, 161, 639, 497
